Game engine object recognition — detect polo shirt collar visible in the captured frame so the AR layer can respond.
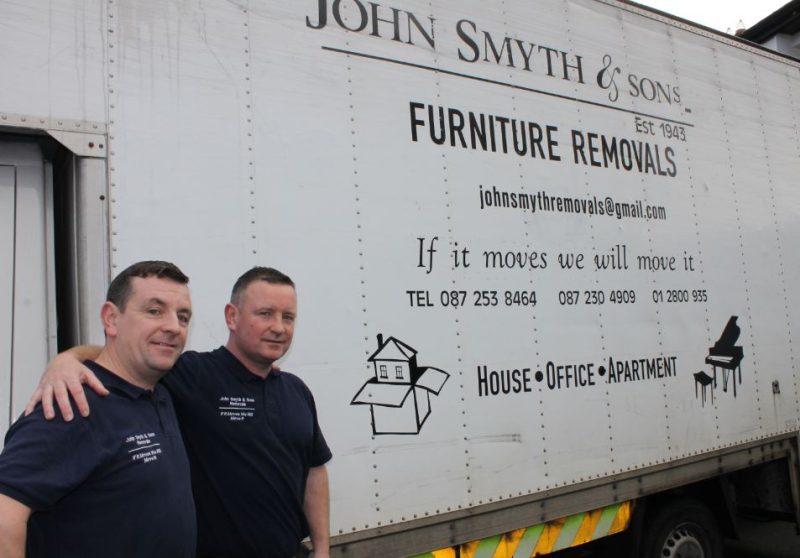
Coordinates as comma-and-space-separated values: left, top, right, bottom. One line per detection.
217, 346, 282, 384
84, 360, 166, 400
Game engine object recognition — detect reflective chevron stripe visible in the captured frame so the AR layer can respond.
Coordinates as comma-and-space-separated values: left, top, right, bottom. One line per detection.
411, 501, 632, 558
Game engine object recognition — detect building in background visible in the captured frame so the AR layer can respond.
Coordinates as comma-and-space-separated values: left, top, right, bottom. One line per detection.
740, 0, 800, 58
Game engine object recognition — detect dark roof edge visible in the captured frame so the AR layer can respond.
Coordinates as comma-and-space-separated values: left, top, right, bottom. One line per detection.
739, 0, 800, 43
610, 0, 800, 64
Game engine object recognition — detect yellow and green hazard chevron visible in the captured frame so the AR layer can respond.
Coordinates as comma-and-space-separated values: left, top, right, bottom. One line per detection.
411, 501, 632, 558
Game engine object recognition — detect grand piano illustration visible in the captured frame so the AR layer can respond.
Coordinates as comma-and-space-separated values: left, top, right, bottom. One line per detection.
705, 316, 744, 398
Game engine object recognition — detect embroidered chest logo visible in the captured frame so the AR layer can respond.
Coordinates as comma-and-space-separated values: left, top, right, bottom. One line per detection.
125, 432, 162, 464
218, 396, 256, 422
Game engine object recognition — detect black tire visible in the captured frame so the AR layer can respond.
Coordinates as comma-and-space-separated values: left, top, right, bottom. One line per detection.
640, 498, 723, 558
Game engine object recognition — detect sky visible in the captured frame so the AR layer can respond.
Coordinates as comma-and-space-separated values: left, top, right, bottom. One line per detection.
634, 0, 789, 33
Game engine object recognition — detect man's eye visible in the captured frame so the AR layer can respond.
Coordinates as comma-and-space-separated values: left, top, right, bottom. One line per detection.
147, 308, 161, 316
178, 314, 191, 325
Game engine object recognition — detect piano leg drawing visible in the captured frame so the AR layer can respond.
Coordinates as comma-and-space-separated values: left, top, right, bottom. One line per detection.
717, 364, 743, 397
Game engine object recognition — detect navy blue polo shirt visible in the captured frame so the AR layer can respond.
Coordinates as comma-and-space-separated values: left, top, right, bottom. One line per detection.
0, 361, 196, 558
162, 347, 332, 558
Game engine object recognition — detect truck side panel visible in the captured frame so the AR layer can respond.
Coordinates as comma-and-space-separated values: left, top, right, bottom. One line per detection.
1, 0, 799, 552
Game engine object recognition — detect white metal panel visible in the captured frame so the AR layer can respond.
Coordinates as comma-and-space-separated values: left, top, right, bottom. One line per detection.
761, 61, 800, 432
104, 0, 255, 344
0, 166, 15, 435
0, 142, 50, 438
651, 24, 720, 460
567, 1, 673, 476
74, 157, 110, 346
63, 0, 800, 539
706, 47, 773, 446
733, 56, 798, 438
0, 0, 106, 123
9, 146, 49, 424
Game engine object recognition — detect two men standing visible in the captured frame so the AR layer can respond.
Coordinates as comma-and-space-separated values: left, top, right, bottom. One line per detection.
0, 263, 331, 558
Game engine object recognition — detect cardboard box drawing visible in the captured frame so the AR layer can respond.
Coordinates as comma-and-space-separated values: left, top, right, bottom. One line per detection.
351, 334, 449, 435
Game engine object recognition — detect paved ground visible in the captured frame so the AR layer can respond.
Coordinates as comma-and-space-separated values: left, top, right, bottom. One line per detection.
725, 514, 800, 558
548, 513, 800, 557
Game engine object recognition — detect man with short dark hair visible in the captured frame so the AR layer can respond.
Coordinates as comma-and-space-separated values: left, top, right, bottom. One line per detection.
0, 260, 196, 558
27, 266, 332, 558
167, 266, 331, 558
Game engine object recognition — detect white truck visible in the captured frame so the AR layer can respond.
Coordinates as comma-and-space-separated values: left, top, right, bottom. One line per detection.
1, 1, 799, 556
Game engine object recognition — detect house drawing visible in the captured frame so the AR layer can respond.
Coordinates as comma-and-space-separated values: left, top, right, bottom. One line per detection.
351, 334, 450, 435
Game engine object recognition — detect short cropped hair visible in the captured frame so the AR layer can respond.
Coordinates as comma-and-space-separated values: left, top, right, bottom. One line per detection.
107, 261, 190, 310
230, 267, 295, 306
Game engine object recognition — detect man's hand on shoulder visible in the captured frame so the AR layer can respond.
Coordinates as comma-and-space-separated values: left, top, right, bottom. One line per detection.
24, 345, 108, 421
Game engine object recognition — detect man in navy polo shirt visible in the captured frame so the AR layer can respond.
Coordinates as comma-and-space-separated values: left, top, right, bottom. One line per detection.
0, 260, 196, 558
26, 267, 332, 558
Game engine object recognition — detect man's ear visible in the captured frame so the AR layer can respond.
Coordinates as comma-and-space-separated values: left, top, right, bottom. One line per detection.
100, 301, 120, 337
224, 302, 238, 332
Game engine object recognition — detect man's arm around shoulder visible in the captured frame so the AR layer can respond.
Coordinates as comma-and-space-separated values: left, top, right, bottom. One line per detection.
0, 492, 31, 558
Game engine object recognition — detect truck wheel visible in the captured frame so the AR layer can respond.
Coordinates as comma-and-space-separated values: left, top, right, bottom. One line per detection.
640, 499, 723, 558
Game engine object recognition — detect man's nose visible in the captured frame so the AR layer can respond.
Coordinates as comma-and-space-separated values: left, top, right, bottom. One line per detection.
162, 312, 182, 333
269, 316, 286, 334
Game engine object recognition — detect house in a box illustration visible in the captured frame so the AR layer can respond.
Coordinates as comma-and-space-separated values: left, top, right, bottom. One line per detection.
351, 334, 450, 435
